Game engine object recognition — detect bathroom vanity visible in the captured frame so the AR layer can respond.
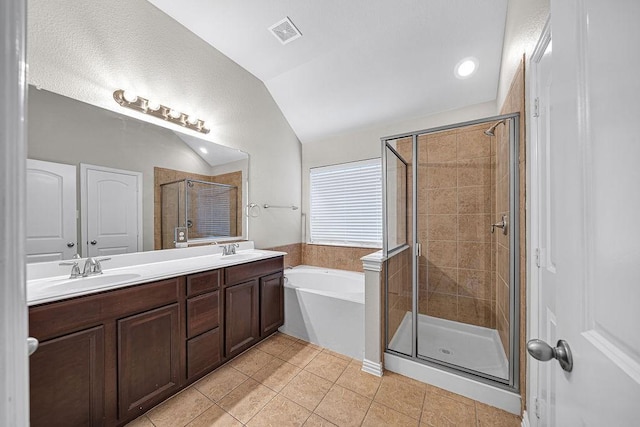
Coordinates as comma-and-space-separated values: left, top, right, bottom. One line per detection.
27, 247, 284, 427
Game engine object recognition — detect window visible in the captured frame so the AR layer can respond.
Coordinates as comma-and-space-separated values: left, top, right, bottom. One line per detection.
309, 158, 382, 247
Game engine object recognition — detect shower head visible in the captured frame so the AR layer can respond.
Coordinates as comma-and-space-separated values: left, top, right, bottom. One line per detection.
484, 119, 506, 136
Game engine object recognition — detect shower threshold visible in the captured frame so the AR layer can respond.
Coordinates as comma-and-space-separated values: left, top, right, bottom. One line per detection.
388, 312, 509, 380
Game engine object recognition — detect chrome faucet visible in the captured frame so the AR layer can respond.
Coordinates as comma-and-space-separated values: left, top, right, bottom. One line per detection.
81, 257, 111, 277
222, 243, 240, 256
59, 260, 82, 279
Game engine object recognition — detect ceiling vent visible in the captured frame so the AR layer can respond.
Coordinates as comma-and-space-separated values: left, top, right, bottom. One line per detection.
269, 17, 302, 45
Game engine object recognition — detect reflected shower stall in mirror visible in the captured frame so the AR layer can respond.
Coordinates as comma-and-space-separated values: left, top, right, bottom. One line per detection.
160, 179, 239, 249
382, 113, 520, 390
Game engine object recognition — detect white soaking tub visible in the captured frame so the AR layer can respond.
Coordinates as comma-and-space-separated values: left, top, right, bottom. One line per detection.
279, 265, 364, 359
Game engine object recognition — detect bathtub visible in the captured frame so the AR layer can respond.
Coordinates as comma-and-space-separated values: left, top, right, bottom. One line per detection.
279, 266, 364, 360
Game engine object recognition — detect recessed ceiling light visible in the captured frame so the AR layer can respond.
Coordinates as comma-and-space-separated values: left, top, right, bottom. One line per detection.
199, 147, 208, 154
455, 57, 478, 79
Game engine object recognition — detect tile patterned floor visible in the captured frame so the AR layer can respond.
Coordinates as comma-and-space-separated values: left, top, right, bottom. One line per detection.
127, 333, 521, 427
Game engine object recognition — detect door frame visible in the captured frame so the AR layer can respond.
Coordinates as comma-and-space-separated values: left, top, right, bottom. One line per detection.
79, 163, 143, 257
0, 0, 29, 425
526, 17, 551, 427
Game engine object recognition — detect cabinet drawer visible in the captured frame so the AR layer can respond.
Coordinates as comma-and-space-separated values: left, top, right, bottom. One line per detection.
186, 291, 220, 338
187, 269, 220, 297
224, 257, 283, 285
187, 328, 221, 379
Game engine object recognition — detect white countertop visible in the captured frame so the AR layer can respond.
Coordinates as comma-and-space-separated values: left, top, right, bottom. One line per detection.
27, 242, 286, 306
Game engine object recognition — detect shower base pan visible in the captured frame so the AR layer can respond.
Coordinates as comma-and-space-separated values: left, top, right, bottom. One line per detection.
388, 312, 509, 379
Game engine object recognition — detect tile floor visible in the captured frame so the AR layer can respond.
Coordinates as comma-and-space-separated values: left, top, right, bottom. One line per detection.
127, 333, 521, 427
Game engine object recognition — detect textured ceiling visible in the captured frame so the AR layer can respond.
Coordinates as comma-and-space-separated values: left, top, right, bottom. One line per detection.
147, 0, 508, 143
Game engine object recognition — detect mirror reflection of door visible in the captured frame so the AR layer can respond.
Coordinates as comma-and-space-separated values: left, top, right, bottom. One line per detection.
80, 164, 142, 258
26, 159, 77, 262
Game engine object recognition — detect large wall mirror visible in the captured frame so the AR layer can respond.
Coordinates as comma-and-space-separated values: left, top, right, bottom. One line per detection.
27, 87, 249, 263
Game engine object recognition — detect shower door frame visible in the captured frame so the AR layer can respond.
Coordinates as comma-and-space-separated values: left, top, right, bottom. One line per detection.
382, 112, 521, 392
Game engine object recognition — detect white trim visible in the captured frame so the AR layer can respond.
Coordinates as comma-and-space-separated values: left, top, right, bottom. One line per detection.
361, 359, 383, 377
0, 0, 29, 424
521, 410, 532, 427
80, 163, 143, 256
527, 17, 551, 427
385, 353, 522, 415
361, 250, 384, 272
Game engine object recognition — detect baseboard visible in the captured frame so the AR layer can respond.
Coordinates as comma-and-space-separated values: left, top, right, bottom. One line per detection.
361, 358, 383, 377
521, 410, 531, 427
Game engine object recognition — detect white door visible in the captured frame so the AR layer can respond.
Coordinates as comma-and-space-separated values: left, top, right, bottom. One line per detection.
81, 164, 142, 257
532, 1, 640, 425
26, 159, 77, 262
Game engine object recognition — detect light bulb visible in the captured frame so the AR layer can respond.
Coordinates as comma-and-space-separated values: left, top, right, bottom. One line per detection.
187, 115, 199, 125
122, 90, 138, 103
169, 109, 182, 119
147, 100, 160, 110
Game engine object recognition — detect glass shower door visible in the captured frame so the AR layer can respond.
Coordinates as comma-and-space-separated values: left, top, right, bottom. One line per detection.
414, 118, 516, 382
384, 136, 414, 356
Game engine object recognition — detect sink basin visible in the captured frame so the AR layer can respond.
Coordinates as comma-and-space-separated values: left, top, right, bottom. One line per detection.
28, 272, 142, 301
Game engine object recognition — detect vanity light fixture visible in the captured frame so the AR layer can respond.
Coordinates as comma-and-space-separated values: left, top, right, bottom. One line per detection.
113, 89, 209, 134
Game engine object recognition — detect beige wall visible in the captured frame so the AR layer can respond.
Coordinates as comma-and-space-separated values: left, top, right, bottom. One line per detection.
27, 0, 302, 249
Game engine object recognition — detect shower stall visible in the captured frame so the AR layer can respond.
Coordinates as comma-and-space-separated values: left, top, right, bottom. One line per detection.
382, 113, 520, 391
160, 178, 239, 248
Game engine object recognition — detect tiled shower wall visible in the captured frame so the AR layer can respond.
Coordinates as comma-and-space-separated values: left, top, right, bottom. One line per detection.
391, 128, 497, 330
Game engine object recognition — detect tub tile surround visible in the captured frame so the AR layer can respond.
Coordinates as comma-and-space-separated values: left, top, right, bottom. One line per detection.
126, 333, 520, 427
266, 243, 377, 273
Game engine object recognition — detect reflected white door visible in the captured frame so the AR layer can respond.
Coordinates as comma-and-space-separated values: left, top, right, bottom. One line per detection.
81, 164, 142, 257
26, 159, 77, 262
533, 1, 640, 425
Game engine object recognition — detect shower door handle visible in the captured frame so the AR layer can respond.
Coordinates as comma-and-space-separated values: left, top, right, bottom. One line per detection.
491, 215, 508, 235
527, 339, 573, 372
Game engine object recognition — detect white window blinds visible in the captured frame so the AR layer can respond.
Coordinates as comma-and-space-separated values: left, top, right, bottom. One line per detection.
310, 158, 382, 247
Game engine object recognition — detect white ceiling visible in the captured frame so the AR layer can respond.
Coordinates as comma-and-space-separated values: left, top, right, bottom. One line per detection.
147, 0, 508, 144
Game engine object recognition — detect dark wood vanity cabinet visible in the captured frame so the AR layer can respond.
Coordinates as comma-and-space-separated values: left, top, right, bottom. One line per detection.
225, 279, 260, 356
185, 270, 222, 380
28, 256, 283, 427
29, 326, 105, 427
224, 257, 284, 357
29, 277, 183, 426
117, 304, 181, 420
260, 272, 285, 337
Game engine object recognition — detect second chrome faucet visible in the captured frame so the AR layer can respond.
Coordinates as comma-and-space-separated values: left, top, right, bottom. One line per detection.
59, 256, 111, 279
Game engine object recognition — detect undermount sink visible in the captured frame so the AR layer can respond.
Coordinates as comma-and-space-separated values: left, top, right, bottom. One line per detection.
29, 272, 142, 299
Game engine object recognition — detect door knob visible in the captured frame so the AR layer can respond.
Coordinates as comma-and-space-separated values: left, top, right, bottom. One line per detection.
527, 339, 573, 372
27, 337, 39, 356
90, 240, 97, 245
66, 242, 75, 248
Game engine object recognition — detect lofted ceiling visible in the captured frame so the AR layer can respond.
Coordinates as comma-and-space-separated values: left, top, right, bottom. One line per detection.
147, 0, 508, 143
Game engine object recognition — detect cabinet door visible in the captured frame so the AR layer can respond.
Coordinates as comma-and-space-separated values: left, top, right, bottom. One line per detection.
225, 279, 259, 356
118, 304, 180, 420
30, 326, 105, 427
260, 272, 284, 337
187, 328, 221, 380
